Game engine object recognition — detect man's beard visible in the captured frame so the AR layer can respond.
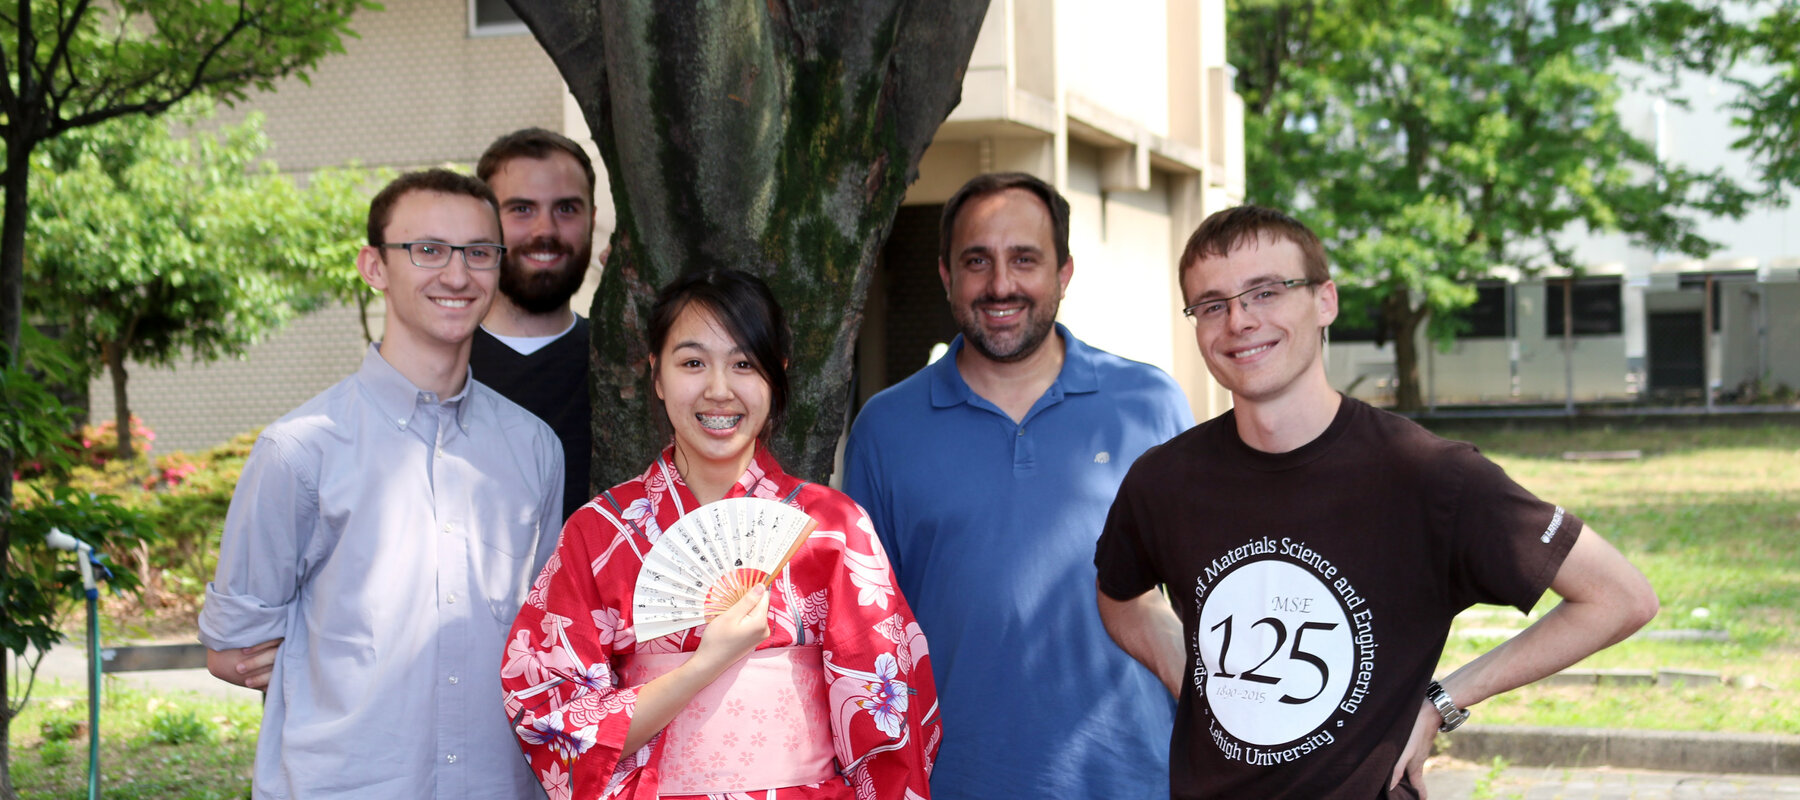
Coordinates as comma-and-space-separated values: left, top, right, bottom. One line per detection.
499, 235, 591, 315
954, 294, 1058, 363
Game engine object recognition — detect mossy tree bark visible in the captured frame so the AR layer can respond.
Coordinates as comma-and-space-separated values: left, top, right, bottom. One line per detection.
507, 0, 989, 489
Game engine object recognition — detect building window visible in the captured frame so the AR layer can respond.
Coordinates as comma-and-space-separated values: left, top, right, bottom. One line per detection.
1457, 283, 1510, 339
471, 0, 527, 36
1544, 278, 1623, 337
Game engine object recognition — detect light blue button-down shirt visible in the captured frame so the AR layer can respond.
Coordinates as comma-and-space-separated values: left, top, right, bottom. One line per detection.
200, 345, 562, 800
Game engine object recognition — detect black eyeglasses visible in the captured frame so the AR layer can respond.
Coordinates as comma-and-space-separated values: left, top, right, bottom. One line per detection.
1183, 279, 1314, 326
379, 241, 506, 271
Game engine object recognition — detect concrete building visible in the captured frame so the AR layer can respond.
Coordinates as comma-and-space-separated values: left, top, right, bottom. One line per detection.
90, 0, 1245, 454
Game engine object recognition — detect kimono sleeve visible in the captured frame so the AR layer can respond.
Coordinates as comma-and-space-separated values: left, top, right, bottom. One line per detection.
501, 506, 646, 799
806, 489, 939, 799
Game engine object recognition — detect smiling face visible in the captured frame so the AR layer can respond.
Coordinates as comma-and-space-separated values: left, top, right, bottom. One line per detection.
1180, 236, 1338, 407
939, 188, 1073, 364
489, 151, 594, 314
355, 190, 501, 360
652, 302, 773, 484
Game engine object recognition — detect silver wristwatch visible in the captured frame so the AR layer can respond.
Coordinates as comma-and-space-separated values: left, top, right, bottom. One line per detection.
1426, 681, 1470, 732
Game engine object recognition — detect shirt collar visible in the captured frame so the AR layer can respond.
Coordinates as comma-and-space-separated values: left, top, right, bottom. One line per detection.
928, 323, 1099, 408
358, 343, 477, 433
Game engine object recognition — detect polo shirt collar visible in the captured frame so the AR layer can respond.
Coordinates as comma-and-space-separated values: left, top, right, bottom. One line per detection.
928, 323, 1100, 409
358, 343, 476, 432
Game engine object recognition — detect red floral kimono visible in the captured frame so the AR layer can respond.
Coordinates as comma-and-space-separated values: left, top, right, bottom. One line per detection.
501, 446, 939, 799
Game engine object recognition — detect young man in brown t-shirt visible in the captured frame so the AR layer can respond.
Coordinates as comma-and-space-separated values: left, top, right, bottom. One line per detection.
1094, 205, 1658, 799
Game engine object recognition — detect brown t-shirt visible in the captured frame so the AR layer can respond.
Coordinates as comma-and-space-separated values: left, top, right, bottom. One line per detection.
1096, 397, 1580, 799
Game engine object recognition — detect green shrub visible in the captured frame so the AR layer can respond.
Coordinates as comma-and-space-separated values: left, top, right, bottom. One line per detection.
38, 715, 84, 742
146, 703, 213, 745
18, 427, 257, 613
37, 739, 72, 767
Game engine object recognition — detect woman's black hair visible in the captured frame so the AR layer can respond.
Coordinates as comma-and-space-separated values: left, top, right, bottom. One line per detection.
647, 269, 792, 439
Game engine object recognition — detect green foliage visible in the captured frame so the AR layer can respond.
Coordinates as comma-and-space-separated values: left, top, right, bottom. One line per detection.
24, 106, 375, 458
0, 1, 372, 139
3, 486, 153, 664
30, 742, 67, 769
35, 717, 81, 744
10, 687, 259, 798
146, 703, 213, 746
1231, 0, 1755, 409
1725, 1, 1800, 197
0, 333, 81, 477
17, 429, 254, 616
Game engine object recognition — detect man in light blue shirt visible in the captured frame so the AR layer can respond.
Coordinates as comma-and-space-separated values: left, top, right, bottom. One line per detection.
843, 172, 1193, 799
200, 169, 563, 799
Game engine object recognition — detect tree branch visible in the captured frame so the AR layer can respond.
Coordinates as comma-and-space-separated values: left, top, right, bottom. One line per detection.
41, 0, 96, 107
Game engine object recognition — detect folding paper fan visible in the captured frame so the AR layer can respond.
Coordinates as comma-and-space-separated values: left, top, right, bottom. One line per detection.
631, 497, 819, 642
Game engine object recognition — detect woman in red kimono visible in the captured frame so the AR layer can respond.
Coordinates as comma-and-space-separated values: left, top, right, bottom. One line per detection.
501, 269, 939, 800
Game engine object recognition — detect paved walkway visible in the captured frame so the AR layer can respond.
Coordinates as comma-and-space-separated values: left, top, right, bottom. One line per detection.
1426, 759, 1800, 799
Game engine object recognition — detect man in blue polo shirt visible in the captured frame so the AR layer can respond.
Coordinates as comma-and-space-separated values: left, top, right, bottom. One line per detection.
843, 172, 1193, 799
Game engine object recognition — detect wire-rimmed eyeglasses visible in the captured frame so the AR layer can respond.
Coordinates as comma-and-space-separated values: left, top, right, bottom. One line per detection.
379, 241, 507, 271
1182, 279, 1314, 326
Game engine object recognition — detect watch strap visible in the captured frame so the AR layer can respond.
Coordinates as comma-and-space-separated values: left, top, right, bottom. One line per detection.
1426, 680, 1470, 732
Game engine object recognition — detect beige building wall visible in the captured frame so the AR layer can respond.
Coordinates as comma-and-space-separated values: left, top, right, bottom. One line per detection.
1059, 142, 1177, 373
213, 0, 566, 172
87, 304, 378, 454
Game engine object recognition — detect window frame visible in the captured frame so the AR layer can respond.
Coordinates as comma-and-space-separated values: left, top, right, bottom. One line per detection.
1543, 276, 1624, 338
469, 0, 528, 37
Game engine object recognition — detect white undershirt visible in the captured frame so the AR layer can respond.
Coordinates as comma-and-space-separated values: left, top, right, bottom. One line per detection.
482, 315, 579, 356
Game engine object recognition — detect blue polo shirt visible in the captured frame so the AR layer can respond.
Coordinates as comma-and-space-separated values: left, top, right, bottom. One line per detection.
844, 324, 1193, 800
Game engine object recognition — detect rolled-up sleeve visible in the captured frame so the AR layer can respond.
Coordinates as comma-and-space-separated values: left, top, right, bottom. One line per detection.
197, 433, 316, 650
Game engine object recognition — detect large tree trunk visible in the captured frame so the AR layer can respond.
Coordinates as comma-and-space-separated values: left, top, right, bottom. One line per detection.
1383, 291, 1429, 412
508, 0, 989, 489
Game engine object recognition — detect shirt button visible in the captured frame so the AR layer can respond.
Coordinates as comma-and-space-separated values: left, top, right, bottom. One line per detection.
446, 754, 457, 764
448, 675, 459, 685
443, 523, 452, 533
435, 447, 443, 459
446, 592, 457, 604
397, 418, 407, 428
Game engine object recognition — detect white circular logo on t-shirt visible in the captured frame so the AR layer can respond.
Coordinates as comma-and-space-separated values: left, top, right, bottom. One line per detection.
1197, 558, 1354, 746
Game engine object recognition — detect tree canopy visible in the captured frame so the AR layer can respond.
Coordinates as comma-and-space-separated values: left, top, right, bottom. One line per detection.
1231, 0, 1755, 410
27, 109, 372, 460
1725, 1, 1800, 198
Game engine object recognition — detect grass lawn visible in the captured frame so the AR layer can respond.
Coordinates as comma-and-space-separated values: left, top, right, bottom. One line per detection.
1429, 420, 1800, 733
8, 682, 258, 799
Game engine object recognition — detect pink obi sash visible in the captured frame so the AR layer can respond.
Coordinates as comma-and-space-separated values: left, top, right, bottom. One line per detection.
620, 646, 837, 794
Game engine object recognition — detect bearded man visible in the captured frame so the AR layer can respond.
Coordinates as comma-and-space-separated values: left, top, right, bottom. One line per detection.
472, 127, 600, 521
843, 172, 1194, 799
